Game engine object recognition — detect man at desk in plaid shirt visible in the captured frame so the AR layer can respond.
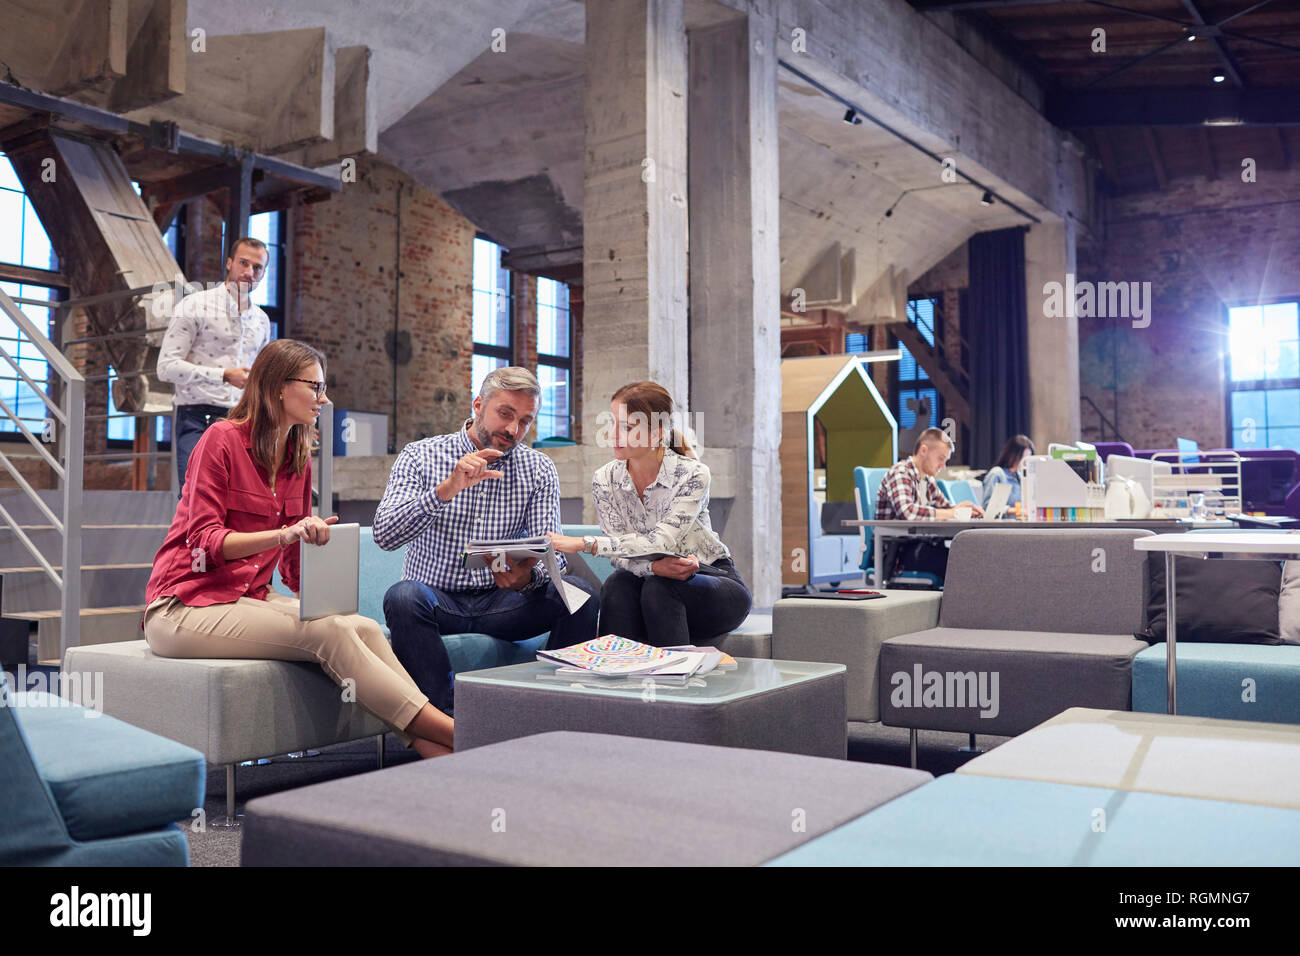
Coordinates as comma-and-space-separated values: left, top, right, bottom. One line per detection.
876, 427, 983, 581
375, 367, 600, 713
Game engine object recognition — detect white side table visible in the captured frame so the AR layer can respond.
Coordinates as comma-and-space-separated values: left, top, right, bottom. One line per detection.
1133, 533, 1300, 714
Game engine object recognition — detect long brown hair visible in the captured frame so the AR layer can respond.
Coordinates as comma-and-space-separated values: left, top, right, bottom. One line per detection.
227, 339, 326, 477
994, 434, 1035, 471
611, 381, 694, 458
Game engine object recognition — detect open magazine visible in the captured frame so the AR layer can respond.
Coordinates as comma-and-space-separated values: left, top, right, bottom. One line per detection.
537, 635, 737, 684
462, 536, 590, 614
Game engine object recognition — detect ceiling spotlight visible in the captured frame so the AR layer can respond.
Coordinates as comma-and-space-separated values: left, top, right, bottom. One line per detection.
1186, 33, 1197, 41
843, 108, 863, 125
980, 191, 994, 206
1212, 73, 1226, 83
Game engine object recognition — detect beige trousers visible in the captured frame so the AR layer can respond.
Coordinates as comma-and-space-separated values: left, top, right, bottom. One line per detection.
143, 593, 430, 748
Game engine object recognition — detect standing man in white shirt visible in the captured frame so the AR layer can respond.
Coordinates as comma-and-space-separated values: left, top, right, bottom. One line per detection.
157, 237, 272, 491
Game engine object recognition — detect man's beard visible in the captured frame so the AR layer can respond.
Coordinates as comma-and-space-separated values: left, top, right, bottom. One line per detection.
474, 418, 515, 454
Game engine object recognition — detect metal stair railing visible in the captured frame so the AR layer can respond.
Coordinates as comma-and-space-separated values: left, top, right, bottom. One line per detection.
1081, 395, 1126, 445
0, 287, 83, 654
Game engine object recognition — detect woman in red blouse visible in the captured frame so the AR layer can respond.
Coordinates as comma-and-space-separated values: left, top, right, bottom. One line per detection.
143, 339, 454, 758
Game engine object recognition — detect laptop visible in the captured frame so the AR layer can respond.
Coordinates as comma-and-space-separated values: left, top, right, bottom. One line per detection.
982, 482, 1013, 521
298, 522, 360, 621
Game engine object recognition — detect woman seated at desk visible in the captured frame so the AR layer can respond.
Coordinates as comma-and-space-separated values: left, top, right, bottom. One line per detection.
983, 434, 1035, 509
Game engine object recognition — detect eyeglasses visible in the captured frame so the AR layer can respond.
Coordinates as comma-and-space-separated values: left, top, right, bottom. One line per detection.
287, 378, 327, 398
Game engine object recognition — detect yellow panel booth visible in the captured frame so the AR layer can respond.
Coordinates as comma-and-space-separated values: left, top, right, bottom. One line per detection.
781, 355, 897, 588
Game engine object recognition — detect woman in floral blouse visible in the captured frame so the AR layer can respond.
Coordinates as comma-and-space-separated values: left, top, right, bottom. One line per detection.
549, 381, 751, 647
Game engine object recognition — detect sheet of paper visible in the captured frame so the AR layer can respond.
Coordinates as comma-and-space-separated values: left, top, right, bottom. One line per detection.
542, 544, 590, 615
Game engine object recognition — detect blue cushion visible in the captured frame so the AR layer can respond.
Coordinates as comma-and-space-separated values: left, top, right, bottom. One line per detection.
360, 528, 407, 632
14, 692, 205, 842
40, 824, 191, 867
1132, 643, 1300, 724
765, 773, 1300, 866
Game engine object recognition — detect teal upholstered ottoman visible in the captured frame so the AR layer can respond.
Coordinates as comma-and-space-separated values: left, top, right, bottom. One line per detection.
766, 774, 1300, 866
1132, 643, 1300, 724
15, 692, 205, 843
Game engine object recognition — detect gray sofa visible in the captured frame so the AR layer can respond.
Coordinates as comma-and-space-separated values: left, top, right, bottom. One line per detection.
878, 529, 1154, 763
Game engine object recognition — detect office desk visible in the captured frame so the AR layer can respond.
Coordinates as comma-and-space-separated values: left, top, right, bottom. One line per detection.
845, 518, 1232, 588
1134, 532, 1300, 715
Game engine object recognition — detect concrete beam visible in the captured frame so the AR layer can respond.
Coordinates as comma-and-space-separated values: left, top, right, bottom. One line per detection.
688, 11, 782, 606
184, 0, 541, 132
798, 241, 842, 304
127, 27, 335, 154
582, 0, 689, 437
107, 0, 187, 113
0, 0, 128, 96
283, 45, 377, 168
1024, 219, 1080, 449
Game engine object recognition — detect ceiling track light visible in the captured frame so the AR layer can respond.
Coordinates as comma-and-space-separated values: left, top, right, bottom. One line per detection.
1212, 73, 1226, 83
843, 108, 863, 125
981, 191, 994, 207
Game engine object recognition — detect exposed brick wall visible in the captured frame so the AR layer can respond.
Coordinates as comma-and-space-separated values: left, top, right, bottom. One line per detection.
290, 156, 475, 451
1077, 169, 1300, 451
185, 196, 227, 282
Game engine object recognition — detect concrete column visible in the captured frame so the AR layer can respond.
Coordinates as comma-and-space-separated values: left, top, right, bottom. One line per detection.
687, 13, 782, 606
1024, 218, 1081, 450
582, 0, 689, 455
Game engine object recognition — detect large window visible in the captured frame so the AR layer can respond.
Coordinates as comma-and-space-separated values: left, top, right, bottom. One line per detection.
0, 152, 59, 439
471, 236, 513, 397
1227, 300, 1300, 451
536, 277, 571, 439
892, 297, 941, 431
246, 210, 284, 337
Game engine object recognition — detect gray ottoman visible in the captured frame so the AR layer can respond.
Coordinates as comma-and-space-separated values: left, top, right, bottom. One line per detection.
241, 731, 932, 866
62, 641, 387, 819
773, 591, 943, 722
711, 611, 772, 659
455, 658, 846, 757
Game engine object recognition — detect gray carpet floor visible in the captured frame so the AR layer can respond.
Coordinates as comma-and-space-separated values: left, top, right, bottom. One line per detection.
183, 722, 1010, 867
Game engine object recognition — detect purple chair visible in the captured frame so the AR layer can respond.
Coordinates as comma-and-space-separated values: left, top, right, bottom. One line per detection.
1092, 441, 1135, 462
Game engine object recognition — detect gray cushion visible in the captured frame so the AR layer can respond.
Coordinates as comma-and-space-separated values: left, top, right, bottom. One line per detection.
63, 642, 386, 766
1278, 561, 1300, 645
241, 731, 932, 866
879, 627, 1148, 736
940, 529, 1152, 634
707, 612, 772, 659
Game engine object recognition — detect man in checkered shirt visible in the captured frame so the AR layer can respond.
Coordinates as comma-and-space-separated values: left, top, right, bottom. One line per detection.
376, 367, 599, 713
876, 427, 983, 581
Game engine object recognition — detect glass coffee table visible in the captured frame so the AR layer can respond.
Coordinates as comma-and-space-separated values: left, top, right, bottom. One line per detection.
454, 658, 847, 758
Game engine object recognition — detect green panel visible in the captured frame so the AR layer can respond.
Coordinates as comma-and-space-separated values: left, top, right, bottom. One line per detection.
813, 366, 896, 503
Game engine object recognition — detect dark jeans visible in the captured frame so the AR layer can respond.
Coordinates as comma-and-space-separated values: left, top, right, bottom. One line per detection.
175, 404, 231, 494
383, 576, 600, 713
599, 558, 752, 648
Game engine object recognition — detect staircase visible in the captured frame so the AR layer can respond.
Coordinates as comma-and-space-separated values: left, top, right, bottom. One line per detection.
0, 489, 175, 666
